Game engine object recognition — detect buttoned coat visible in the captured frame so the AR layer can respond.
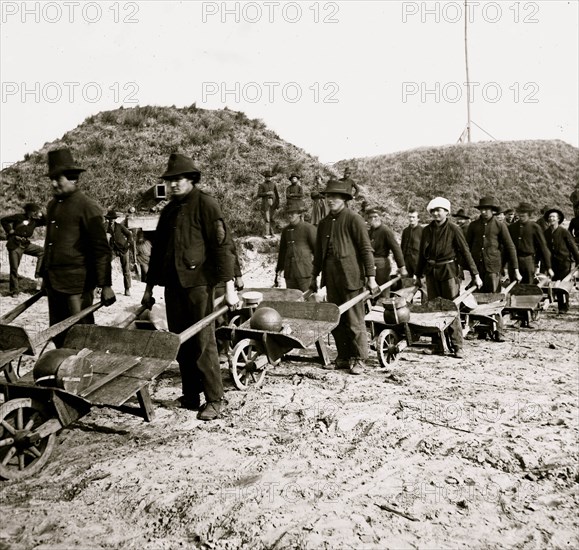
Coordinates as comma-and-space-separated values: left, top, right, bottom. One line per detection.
276, 221, 316, 279
313, 208, 375, 290
466, 216, 518, 273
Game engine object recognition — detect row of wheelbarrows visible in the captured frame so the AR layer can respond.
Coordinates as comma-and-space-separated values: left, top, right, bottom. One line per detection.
0, 269, 576, 480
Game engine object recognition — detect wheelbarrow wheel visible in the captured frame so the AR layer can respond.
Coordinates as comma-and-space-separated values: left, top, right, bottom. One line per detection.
376, 329, 400, 368
0, 398, 56, 480
229, 338, 267, 390
228, 314, 243, 328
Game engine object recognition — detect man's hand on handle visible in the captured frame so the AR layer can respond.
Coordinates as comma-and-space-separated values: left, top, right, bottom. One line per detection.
100, 286, 116, 306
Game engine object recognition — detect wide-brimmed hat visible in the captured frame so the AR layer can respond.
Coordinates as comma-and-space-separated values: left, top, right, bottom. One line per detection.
320, 179, 353, 200
474, 196, 500, 212
105, 210, 118, 220
288, 173, 300, 181
516, 202, 534, 213
160, 153, 201, 182
365, 207, 383, 217
45, 148, 85, 179
285, 199, 306, 213
262, 171, 273, 178
452, 208, 470, 219
427, 197, 451, 213
543, 207, 564, 223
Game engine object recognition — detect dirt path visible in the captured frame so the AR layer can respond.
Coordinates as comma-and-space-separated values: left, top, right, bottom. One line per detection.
0, 241, 577, 550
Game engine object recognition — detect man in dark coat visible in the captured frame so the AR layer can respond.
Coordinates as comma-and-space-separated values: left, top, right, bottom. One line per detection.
105, 210, 134, 296
452, 208, 471, 237
1, 203, 45, 296
543, 207, 579, 312
276, 199, 316, 292
400, 208, 423, 277
466, 196, 522, 293
310, 174, 327, 226
365, 207, 407, 301
508, 202, 553, 285
142, 154, 238, 421
310, 179, 377, 375
42, 148, 116, 347
257, 172, 280, 238
340, 167, 361, 200
466, 196, 521, 341
415, 197, 482, 358
286, 174, 304, 202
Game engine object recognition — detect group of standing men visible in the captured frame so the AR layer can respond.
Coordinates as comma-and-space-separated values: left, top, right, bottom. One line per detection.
2, 150, 578, 421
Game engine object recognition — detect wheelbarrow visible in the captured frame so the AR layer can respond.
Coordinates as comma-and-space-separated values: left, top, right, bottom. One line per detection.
460, 281, 517, 340
0, 296, 102, 383
0, 301, 237, 480
367, 285, 477, 367
218, 278, 401, 390
502, 282, 549, 326
536, 267, 578, 312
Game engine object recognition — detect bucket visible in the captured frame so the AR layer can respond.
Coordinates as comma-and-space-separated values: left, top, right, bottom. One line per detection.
382, 296, 411, 324
33, 348, 93, 394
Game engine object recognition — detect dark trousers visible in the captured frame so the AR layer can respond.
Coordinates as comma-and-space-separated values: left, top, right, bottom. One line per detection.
479, 269, 506, 337
138, 262, 149, 283
425, 275, 463, 350
552, 259, 571, 312
325, 257, 368, 361
512, 255, 535, 284
8, 243, 44, 293
374, 256, 392, 299
285, 277, 310, 292
115, 250, 132, 292
45, 282, 95, 348
404, 254, 418, 278
164, 282, 223, 403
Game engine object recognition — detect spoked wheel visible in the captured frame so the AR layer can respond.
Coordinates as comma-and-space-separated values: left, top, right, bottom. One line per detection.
229, 338, 267, 390
0, 398, 56, 480
376, 329, 401, 368
228, 314, 243, 328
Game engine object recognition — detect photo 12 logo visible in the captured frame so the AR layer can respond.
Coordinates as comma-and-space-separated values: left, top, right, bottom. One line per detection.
1, 2, 140, 24
401, 81, 539, 104
2, 82, 139, 105
401, 1, 540, 24
201, 81, 340, 104
201, 1, 340, 23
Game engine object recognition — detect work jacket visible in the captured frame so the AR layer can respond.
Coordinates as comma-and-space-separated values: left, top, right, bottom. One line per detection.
147, 187, 233, 288
313, 207, 375, 290
466, 216, 518, 273
276, 221, 316, 279
368, 224, 405, 267
42, 190, 112, 293
508, 220, 552, 269
401, 224, 423, 264
107, 221, 133, 254
1, 212, 46, 251
544, 226, 579, 265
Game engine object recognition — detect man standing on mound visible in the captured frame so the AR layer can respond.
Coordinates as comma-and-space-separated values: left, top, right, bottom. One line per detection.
310, 179, 377, 375
142, 153, 239, 421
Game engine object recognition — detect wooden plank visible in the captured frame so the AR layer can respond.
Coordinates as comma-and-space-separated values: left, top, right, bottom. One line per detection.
0, 325, 34, 354
80, 356, 142, 397
136, 386, 155, 422
64, 325, 180, 360
0, 290, 45, 324
0, 347, 29, 370
315, 338, 331, 366
258, 301, 340, 323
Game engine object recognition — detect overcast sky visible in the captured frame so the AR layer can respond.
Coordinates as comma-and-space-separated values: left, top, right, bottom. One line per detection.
1, 0, 577, 168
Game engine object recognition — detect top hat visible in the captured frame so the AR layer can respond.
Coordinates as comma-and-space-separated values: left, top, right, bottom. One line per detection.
474, 196, 500, 212
288, 173, 300, 181
160, 153, 201, 182
285, 198, 306, 213
45, 148, 85, 179
452, 208, 470, 219
320, 179, 353, 200
516, 202, 534, 213
543, 207, 564, 223
105, 209, 118, 219
427, 197, 451, 213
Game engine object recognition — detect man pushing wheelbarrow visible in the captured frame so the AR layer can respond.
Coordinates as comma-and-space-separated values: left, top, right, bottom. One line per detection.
141, 154, 239, 421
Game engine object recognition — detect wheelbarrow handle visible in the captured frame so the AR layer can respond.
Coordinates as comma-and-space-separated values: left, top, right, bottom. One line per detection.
0, 289, 46, 324
31, 302, 103, 348
453, 284, 477, 305
178, 305, 230, 345
561, 266, 579, 283
115, 305, 149, 329
502, 280, 518, 295
338, 276, 402, 315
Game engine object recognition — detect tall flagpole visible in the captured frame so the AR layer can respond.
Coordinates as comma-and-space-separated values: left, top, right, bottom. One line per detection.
464, 0, 472, 142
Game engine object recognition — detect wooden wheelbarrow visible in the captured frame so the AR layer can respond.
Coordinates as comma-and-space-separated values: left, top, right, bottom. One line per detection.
0, 301, 238, 481
366, 285, 477, 367
536, 267, 578, 312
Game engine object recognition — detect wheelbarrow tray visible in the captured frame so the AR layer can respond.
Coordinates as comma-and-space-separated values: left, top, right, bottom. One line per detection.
218, 301, 340, 350
503, 284, 544, 311
242, 288, 305, 302
406, 298, 459, 331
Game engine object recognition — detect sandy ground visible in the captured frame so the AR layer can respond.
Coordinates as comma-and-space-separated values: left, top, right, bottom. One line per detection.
0, 239, 578, 550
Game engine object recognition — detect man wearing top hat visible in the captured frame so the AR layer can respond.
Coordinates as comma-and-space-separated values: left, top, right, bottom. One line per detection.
1, 202, 45, 296
257, 171, 280, 238
141, 153, 238, 421
286, 173, 304, 202
275, 199, 316, 292
508, 202, 553, 289
42, 148, 116, 347
105, 209, 134, 296
310, 179, 377, 375
543, 207, 579, 312
365, 207, 407, 302
415, 197, 482, 358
